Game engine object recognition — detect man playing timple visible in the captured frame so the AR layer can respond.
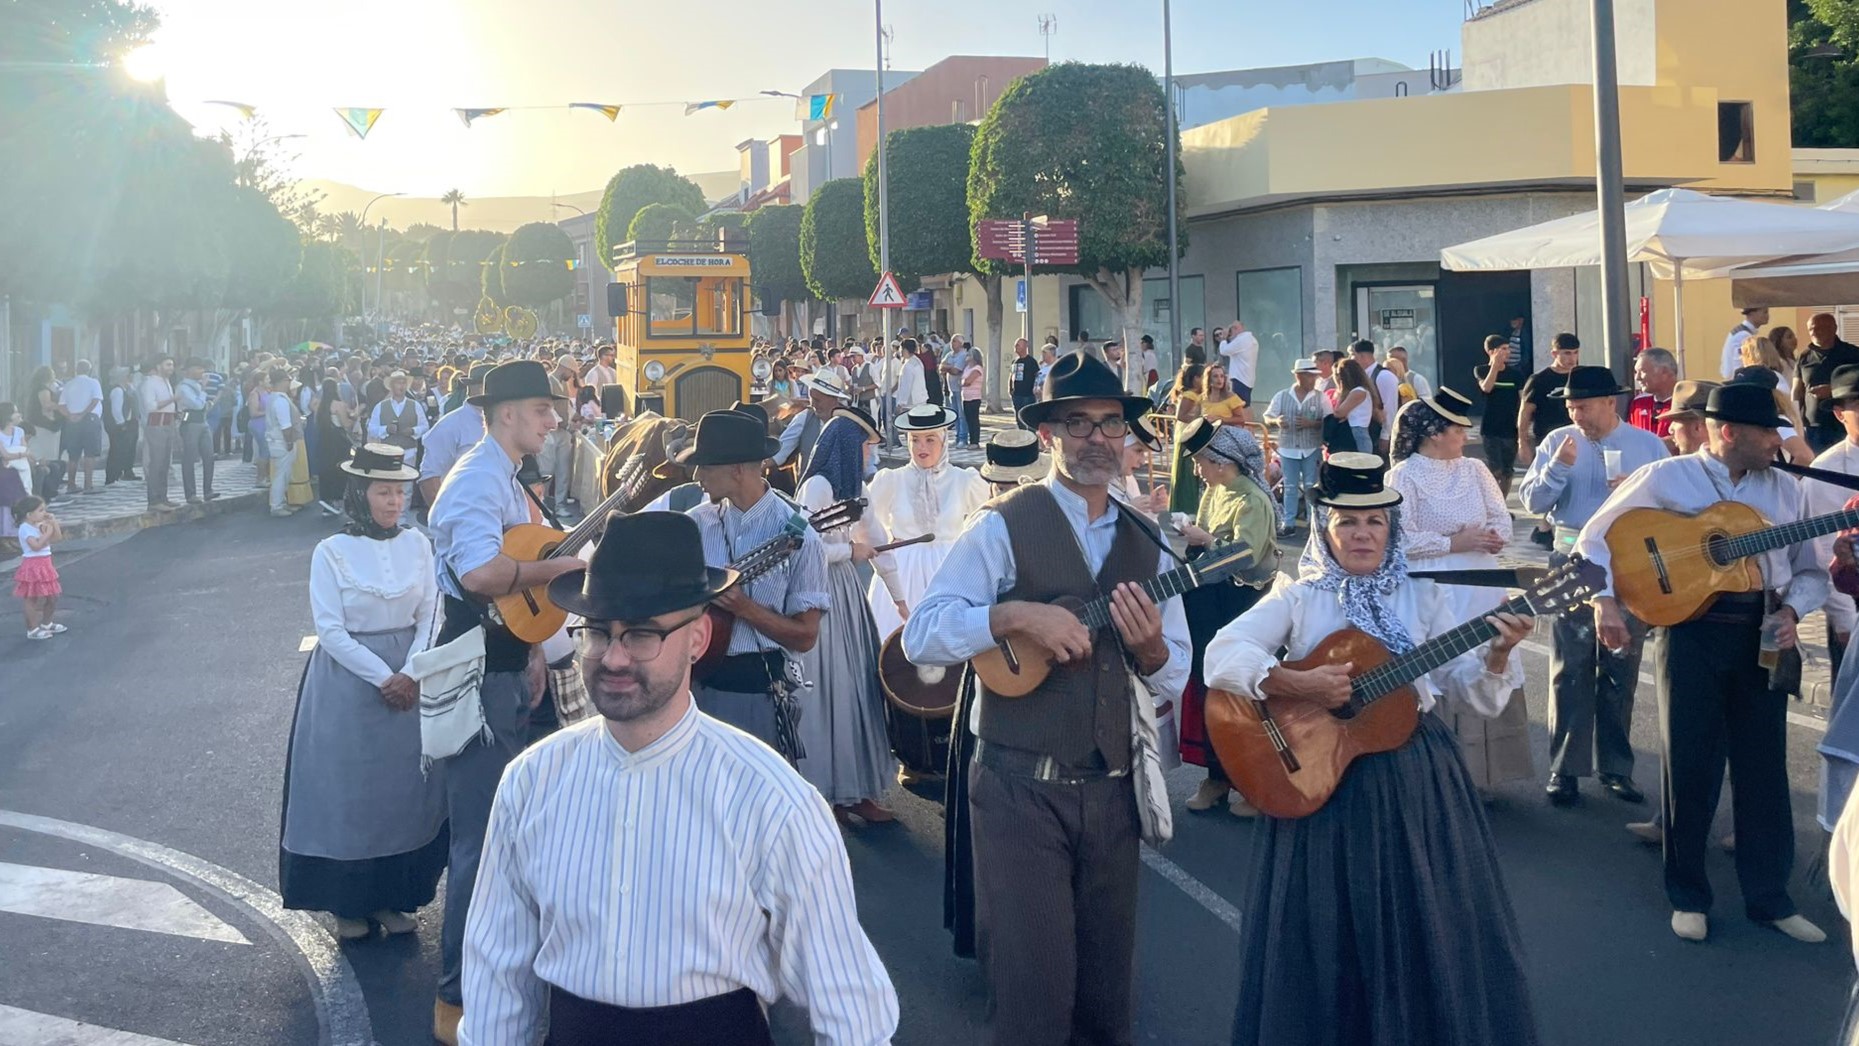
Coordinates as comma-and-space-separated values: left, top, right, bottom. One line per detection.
462, 512, 898, 1046
1519, 366, 1667, 807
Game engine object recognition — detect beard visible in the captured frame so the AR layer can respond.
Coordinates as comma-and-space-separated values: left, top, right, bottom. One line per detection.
1056, 444, 1120, 487
584, 661, 682, 724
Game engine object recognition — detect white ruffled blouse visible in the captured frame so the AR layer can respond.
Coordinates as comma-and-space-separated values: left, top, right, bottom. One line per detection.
308, 529, 438, 687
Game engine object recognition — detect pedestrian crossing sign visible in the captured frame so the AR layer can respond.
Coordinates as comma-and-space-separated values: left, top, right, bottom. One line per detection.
868, 271, 908, 309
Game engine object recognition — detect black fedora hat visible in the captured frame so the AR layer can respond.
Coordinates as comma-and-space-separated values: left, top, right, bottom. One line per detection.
1018, 351, 1154, 427
1422, 386, 1474, 426
1832, 364, 1859, 403
1547, 365, 1630, 400
549, 511, 738, 622
468, 359, 568, 407
465, 363, 495, 387
1703, 382, 1786, 429
729, 400, 770, 429
673, 409, 781, 467
340, 442, 419, 481
1313, 452, 1403, 510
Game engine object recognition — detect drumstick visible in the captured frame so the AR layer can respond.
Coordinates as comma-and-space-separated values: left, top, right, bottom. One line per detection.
871, 534, 934, 554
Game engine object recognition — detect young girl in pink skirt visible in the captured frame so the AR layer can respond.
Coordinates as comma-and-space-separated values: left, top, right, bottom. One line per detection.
13, 495, 64, 639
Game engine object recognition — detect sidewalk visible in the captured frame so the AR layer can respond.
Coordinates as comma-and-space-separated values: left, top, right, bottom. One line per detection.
5, 458, 266, 552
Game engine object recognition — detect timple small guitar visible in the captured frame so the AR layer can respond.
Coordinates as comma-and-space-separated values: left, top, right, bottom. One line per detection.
1205, 556, 1604, 819
694, 498, 865, 674
1605, 501, 1859, 626
970, 541, 1257, 698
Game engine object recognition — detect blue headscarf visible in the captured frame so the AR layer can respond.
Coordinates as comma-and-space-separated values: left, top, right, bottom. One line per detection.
801, 416, 869, 501
1296, 503, 1416, 655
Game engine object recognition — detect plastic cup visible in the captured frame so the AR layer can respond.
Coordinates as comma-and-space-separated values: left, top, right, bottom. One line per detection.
1759, 613, 1783, 670
1603, 448, 1623, 481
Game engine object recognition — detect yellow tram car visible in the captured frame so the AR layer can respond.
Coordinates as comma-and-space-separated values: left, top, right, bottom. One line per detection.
605, 238, 766, 422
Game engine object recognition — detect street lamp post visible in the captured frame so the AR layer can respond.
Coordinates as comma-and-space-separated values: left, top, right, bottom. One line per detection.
1163, 0, 1182, 382
875, 0, 894, 442
360, 192, 403, 336
1590, 0, 1631, 375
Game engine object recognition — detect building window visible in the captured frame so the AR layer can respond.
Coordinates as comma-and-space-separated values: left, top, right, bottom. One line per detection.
1796, 180, 1819, 202
1718, 102, 1754, 163
1235, 267, 1304, 408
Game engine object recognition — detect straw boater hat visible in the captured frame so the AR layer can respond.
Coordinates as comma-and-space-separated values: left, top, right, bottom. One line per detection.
1657, 380, 1719, 422
1312, 452, 1403, 510
832, 405, 884, 444
1422, 386, 1475, 427
548, 512, 738, 622
340, 443, 419, 482
896, 403, 958, 431
979, 429, 1049, 484
802, 370, 852, 401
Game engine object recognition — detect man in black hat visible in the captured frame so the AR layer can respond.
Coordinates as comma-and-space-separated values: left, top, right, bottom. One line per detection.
424, 359, 581, 1044
460, 512, 898, 1045
1575, 382, 1829, 945
1520, 365, 1669, 806
678, 409, 829, 756
903, 351, 1190, 1046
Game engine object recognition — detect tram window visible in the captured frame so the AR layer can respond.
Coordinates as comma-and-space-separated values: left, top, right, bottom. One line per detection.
696, 278, 743, 336
647, 277, 698, 337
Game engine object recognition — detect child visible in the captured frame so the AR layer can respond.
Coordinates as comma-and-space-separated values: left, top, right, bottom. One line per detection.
13, 495, 64, 639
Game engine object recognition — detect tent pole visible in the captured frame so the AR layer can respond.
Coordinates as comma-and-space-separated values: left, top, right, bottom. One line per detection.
1673, 263, 1686, 377
1591, 0, 1634, 379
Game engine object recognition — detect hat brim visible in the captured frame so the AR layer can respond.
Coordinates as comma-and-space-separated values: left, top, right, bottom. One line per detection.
467, 391, 571, 407
801, 378, 851, 400
340, 462, 419, 482
1701, 408, 1786, 429
547, 565, 740, 622
1019, 393, 1154, 428
672, 435, 783, 466
897, 406, 959, 431
1313, 489, 1405, 510
979, 459, 1050, 484
1547, 385, 1630, 400
1420, 396, 1473, 427
836, 412, 883, 444
1655, 407, 1704, 422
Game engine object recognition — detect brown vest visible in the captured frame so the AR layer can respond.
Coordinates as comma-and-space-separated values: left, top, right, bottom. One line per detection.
974, 483, 1160, 771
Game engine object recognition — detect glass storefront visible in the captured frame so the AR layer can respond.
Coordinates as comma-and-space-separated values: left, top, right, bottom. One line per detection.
1067, 277, 1205, 372
1236, 267, 1304, 408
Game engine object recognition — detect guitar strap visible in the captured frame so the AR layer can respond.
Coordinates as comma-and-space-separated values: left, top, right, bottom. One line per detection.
1772, 458, 1859, 493
517, 474, 562, 528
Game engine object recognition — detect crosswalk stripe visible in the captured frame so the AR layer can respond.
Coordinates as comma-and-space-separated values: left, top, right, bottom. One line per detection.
1516, 638, 1829, 734
0, 861, 249, 945
0, 1004, 202, 1045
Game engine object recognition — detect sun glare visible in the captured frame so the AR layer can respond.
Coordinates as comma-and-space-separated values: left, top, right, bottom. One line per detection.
122, 44, 166, 83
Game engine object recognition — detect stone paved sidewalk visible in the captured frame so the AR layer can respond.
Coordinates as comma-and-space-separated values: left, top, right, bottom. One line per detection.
13, 457, 265, 546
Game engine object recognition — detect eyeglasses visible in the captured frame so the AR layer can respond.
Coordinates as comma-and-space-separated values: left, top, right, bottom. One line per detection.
569, 612, 705, 662
1055, 415, 1130, 440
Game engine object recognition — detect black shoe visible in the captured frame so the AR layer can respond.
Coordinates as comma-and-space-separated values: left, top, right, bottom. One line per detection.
1546, 774, 1580, 806
1530, 528, 1553, 550
1599, 773, 1646, 804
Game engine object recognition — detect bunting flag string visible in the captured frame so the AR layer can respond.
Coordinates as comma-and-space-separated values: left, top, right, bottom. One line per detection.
204, 99, 259, 120
683, 100, 736, 115
455, 107, 507, 127
569, 102, 622, 121
335, 107, 385, 139
803, 93, 836, 121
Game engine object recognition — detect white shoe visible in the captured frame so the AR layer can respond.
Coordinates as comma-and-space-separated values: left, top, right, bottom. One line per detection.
26, 627, 52, 640
317, 500, 340, 516
1626, 820, 1662, 845
1671, 911, 1708, 941
333, 915, 372, 940
270, 508, 293, 518
43, 623, 66, 634
1229, 794, 1260, 818
370, 909, 417, 935
1186, 779, 1229, 812
1767, 914, 1826, 943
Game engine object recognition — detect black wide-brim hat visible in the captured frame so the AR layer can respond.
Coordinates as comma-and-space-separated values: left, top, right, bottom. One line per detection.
468, 359, 569, 407
1018, 351, 1154, 427
1702, 382, 1787, 429
1833, 364, 1859, 403
1177, 416, 1219, 457
339, 442, 419, 481
1313, 452, 1403, 510
729, 400, 770, 429
1547, 365, 1630, 400
465, 363, 496, 387
549, 511, 738, 622
1422, 386, 1474, 426
672, 408, 781, 467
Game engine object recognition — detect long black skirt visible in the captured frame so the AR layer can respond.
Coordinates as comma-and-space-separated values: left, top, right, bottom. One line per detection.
1232, 713, 1540, 1046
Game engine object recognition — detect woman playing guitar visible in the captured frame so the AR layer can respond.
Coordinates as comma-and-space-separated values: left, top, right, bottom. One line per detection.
1203, 453, 1540, 1046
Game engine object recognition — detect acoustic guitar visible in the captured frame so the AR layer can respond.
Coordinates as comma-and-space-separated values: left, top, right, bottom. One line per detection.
1606, 501, 1859, 626
1205, 557, 1604, 819
971, 541, 1257, 698
693, 498, 865, 675
491, 479, 644, 644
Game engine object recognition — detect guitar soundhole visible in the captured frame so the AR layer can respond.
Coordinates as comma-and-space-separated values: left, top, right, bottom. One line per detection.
1704, 534, 1730, 567
1329, 704, 1358, 721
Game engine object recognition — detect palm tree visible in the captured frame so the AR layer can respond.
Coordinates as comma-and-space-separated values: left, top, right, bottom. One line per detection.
441, 189, 467, 231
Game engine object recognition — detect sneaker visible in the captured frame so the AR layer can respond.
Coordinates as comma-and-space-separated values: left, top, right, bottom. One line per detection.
270, 508, 294, 518
1767, 914, 1826, 943
1671, 910, 1708, 941
1625, 820, 1662, 845
26, 627, 52, 640
1229, 794, 1261, 818
186, 497, 204, 505
43, 623, 67, 634
1186, 779, 1230, 812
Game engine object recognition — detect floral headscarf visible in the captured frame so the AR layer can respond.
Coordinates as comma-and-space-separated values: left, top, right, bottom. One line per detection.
1389, 398, 1457, 463
1201, 423, 1267, 489
1296, 503, 1416, 654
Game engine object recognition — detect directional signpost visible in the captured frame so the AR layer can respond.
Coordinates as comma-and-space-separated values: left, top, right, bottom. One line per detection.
976, 215, 1081, 345
868, 271, 908, 309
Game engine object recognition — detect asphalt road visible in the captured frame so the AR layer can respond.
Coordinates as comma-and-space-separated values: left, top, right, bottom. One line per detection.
0, 508, 1855, 1046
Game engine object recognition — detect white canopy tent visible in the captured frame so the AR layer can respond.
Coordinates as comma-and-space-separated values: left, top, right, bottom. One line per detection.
1440, 188, 1859, 366
1719, 190, 1859, 306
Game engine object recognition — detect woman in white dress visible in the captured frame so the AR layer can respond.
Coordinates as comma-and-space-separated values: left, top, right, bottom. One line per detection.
279, 444, 446, 941
865, 403, 990, 638
1386, 389, 1535, 790
795, 409, 899, 825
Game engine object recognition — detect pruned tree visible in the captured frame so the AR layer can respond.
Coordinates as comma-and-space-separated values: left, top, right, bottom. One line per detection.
628, 202, 697, 246
801, 178, 876, 303
500, 221, 576, 310
744, 204, 808, 337
866, 123, 975, 284
969, 62, 1186, 393
594, 164, 707, 266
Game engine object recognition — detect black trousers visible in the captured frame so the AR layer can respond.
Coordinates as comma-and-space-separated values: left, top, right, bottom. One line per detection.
1547, 557, 1646, 778
545, 985, 770, 1046
963, 399, 982, 445
1657, 610, 1797, 921
969, 760, 1139, 1046
105, 424, 137, 483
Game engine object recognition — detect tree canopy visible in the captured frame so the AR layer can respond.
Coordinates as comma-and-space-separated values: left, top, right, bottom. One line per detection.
745, 205, 809, 311
866, 123, 976, 284
594, 164, 707, 266
628, 202, 697, 246
423, 228, 505, 315
481, 243, 509, 306
499, 221, 576, 309
1794, 0, 1859, 147
801, 179, 877, 301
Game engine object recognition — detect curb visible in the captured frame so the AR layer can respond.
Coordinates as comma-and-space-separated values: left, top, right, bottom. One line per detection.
58, 489, 266, 543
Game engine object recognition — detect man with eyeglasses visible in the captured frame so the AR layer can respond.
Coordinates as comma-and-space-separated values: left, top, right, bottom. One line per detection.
462, 511, 899, 1045
905, 351, 1190, 1046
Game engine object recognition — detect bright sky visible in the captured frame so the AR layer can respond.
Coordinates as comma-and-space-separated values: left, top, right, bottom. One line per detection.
141, 0, 1465, 198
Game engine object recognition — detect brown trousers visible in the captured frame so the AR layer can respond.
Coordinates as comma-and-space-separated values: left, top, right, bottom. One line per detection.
969, 760, 1141, 1046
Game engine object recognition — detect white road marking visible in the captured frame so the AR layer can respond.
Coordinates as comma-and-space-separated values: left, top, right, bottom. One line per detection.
1517, 638, 1829, 734
0, 811, 373, 1046
1141, 844, 1246, 936
0, 861, 248, 944
299, 635, 318, 652
0, 1004, 202, 1045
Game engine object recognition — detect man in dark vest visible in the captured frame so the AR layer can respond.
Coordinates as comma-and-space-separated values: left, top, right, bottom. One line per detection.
905, 352, 1189, 1046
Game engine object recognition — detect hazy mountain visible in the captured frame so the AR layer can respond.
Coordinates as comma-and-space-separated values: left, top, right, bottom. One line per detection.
297, 171, 741, 233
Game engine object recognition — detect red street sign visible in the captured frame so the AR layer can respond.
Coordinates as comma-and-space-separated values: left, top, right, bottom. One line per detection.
976, 218, 1080, 267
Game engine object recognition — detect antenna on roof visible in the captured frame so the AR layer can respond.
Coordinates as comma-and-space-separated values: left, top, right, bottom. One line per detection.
880, 24, 895, 70
1038, 14, 1058, 63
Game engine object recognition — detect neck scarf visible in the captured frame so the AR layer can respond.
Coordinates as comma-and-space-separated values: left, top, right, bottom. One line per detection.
800, 417, 868, 501
1296, 505, 1416, 655
908, 434, 951, 531
342, 479, 407, 541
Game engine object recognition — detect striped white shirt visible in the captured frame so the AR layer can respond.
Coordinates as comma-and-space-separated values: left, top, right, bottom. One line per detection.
461, 703, 899, 1045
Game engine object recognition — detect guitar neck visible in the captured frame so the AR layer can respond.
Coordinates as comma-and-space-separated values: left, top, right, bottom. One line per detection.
1348, 593, 1532, 707
1720, 505, 1859, 563
540, 483, 635, 560
1074, 562, 1203, 631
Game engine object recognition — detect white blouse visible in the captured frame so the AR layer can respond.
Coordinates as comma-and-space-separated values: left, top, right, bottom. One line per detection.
865, 459, 989, 574
1386, 454, 1511, 562
798, 474, 897, 578
1203, 578, 1523, 718
309, 530, 438, 687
